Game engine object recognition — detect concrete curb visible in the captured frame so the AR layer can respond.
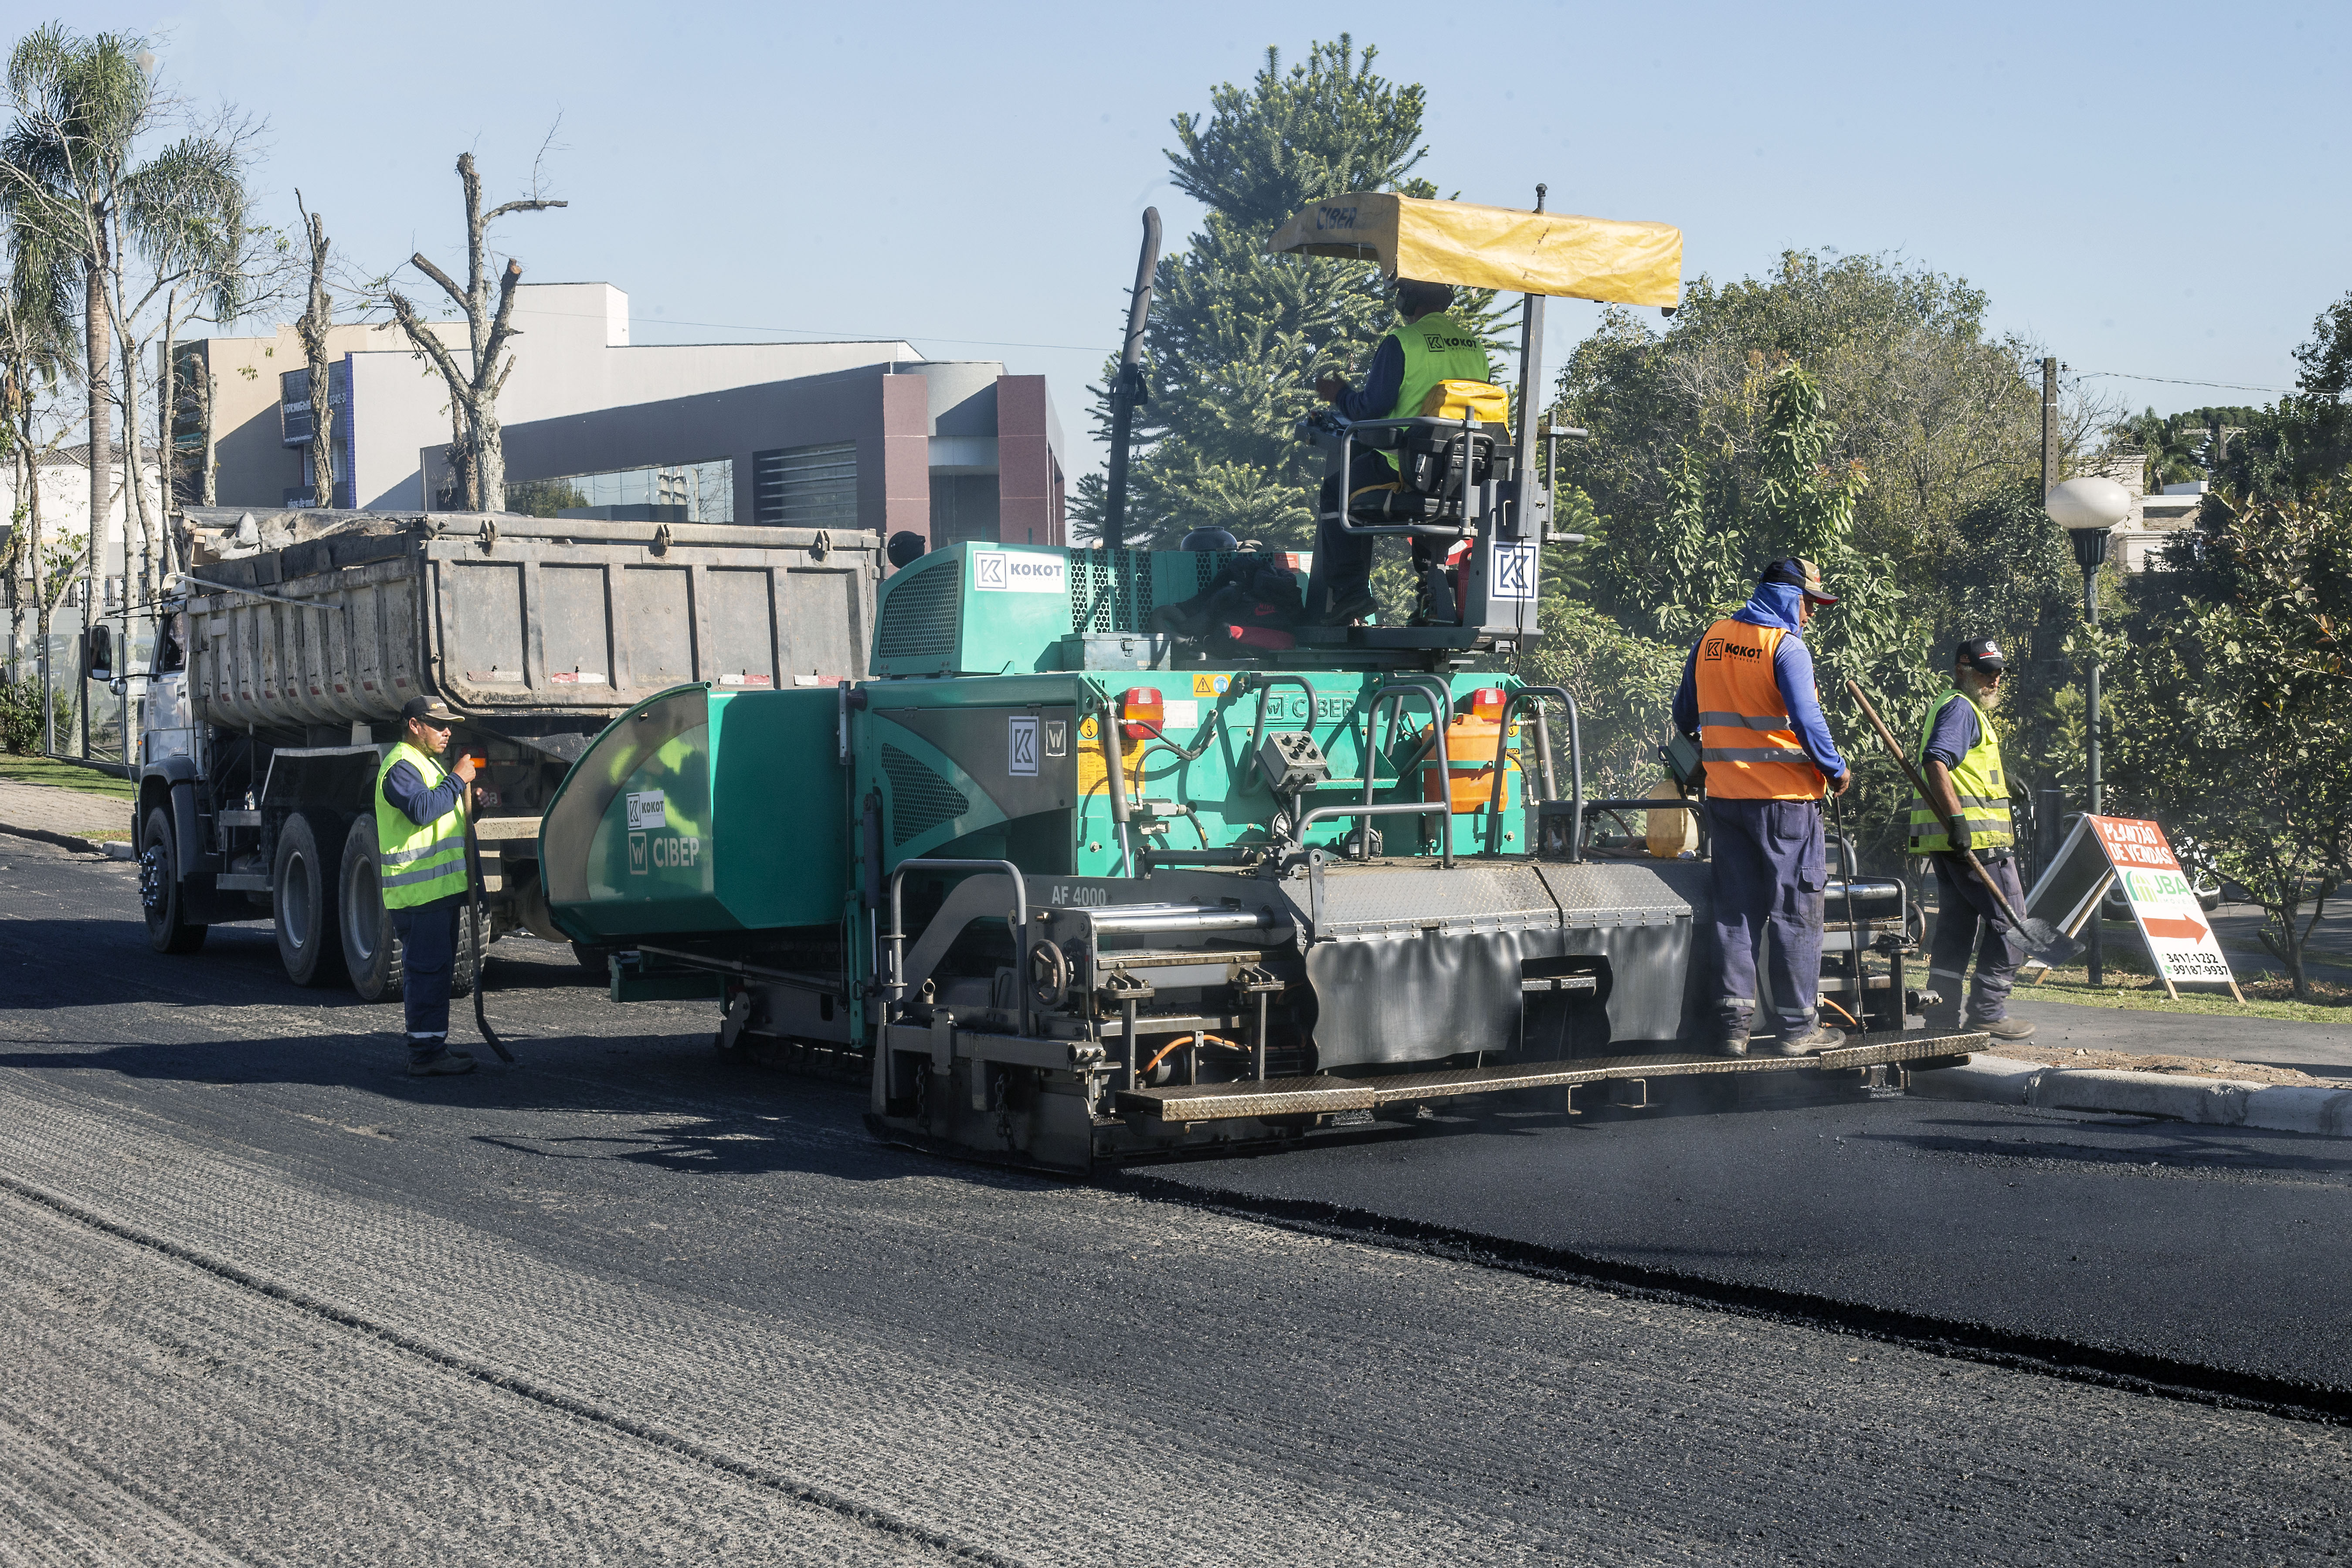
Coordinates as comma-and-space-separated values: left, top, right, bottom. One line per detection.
0, 820, 125, 859
1913, 1053, 2352, 1137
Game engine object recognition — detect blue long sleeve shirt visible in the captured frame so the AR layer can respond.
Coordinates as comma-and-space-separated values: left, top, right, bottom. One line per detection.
1332, 333, 1406, 422
1671, 580, 1849, 781
1919, 695, 1981, 767
383, 758, 467, 828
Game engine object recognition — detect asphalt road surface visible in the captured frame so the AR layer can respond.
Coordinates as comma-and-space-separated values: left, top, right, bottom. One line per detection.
2, 835, 2347, 1566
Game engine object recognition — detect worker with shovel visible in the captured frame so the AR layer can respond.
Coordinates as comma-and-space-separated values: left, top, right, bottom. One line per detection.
1906, 639, 2038, 1043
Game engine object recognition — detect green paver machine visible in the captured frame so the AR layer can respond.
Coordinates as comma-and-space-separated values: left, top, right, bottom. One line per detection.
537, 193, 1977, 1168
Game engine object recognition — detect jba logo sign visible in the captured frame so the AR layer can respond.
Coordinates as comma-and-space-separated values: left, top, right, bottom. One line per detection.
972, 550, 1066, 594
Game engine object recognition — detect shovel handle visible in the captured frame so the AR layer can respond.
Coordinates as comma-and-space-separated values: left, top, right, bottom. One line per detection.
1842, 680, 2036, 933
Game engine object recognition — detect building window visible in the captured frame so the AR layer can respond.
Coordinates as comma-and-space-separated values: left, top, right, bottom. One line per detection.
752, 442, 857, 529
279, 361, 355, 508
930, 473, 1000, 546
506, 457, 734, 523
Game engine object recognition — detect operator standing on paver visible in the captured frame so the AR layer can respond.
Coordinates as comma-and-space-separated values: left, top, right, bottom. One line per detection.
377, 696, 479, 1076
1673, 558, 1853, 1058
1907, 639, 2037, 1042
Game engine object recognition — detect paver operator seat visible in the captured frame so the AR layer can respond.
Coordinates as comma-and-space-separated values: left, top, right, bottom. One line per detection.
1265, 189, 1683, 648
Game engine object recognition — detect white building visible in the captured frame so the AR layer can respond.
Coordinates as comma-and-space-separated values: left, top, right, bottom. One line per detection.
180, 284, 921, 512
1, 442, 168, 611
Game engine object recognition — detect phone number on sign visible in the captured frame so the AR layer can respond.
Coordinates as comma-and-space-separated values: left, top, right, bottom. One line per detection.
2160, 950, 2233, 980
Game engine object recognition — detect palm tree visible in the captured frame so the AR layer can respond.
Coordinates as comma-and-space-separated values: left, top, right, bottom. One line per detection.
0, 254, 80, 749
0, 24, 247, 605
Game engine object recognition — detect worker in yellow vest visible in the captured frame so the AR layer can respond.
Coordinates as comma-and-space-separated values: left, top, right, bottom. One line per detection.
1671, 559, 1853, 1057
1908, 638, 2036, 1042
376, 696, 480, 1075
1309, 277, 1494, 625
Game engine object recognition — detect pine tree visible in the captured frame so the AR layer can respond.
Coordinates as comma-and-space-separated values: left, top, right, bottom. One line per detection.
1072, 38, 1500, 549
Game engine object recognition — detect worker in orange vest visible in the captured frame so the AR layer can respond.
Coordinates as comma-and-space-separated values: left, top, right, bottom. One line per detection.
1671, 558, 1853, 1057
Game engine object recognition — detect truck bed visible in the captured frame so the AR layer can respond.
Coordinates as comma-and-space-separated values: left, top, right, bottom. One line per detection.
176, 508, 877, 733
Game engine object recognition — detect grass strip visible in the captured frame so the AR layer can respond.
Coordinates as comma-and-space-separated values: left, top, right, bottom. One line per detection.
0, 755, 137, 800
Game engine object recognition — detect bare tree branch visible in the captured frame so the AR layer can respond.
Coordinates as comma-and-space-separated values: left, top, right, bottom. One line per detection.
407, 249, 466, 311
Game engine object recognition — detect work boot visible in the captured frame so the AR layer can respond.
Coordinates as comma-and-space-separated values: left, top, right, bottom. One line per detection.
1977, 1017, 2036, 1042
1717, 1025, 1751, 1059
408, 1050, 477, 1077
1318, 589, 1377, 627
1775, 1025, 1844, 1057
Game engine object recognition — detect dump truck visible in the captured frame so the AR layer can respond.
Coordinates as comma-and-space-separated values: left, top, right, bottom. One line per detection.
106, 506, 876, 999
532, 193, 1982, 1170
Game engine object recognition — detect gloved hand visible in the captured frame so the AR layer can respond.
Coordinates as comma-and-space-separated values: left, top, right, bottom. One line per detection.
1948, 815, 1973, 852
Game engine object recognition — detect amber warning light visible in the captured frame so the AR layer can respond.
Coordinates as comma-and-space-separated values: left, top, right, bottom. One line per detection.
1120, 687, 1164, 740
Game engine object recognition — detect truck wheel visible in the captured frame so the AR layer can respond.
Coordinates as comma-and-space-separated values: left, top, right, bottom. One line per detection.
339, 818, 404, 1003
139, 807, 207, 955
451, 902, 480, 999
274, 812, 347, 987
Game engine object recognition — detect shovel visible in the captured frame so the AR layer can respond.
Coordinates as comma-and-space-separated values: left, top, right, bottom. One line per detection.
1844, 680, 2083, 965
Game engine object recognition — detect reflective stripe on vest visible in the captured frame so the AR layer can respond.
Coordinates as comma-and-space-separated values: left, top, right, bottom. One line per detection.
1906, 691, 2016, 852
1693, 617, 1825, 801
1389, 312, 1494, 423
374, 740, 470, 909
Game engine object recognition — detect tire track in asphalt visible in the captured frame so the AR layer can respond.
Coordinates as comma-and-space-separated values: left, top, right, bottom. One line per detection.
0, 1072, 1571, 1565
0, 1184, 975, 1568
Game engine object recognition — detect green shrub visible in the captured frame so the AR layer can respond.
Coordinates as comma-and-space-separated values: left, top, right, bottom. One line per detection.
0, 674, 70, 756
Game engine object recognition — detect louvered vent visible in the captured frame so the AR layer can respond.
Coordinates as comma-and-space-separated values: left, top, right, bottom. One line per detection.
1067, 548, 1155, 633
876, 558, 961, 663
882, 744, 969, 845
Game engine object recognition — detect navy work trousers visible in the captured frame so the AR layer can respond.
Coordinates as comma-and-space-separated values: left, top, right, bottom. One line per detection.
1927, 852, 2026, 1024
1310, 450, 1437, 618
390, 893, 464, 1059
1707, 797, 1826, 1041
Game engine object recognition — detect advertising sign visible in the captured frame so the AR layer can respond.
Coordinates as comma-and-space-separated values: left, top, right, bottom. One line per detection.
2021, 814, 2242, 1001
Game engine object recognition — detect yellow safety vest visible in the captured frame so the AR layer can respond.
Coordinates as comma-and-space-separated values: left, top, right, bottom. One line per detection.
374, 740, 470, 907
1907, 692, 2015, 852
1389, 312, 1494, 423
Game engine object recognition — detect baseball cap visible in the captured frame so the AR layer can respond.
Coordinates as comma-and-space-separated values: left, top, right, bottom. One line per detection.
1760, 557, 1838, 605
400, 696, 460, 725
1956, 638, 2006, 674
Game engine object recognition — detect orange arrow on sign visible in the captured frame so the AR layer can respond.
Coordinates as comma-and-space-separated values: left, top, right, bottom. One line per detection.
2142, 914, 2209, 942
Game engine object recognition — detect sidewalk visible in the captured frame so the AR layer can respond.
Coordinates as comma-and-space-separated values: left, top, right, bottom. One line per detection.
0, 778, 135, 854
2008, 997, 2352, 1075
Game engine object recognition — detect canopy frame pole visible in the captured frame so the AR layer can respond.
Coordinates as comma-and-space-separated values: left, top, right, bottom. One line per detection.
1510, 184, 1548, 541
1103, 207, 1162, 553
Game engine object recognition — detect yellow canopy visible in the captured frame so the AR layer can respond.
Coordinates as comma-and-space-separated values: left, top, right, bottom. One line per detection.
1266, 192, 1681, 308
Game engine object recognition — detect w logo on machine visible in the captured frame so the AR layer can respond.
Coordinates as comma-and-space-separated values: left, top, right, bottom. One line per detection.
1007, 714, 1039, 776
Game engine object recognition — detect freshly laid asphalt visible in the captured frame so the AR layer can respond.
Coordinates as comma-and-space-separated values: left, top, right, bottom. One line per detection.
3, 833, 2350, 1565
1134, 1077, 2352, 1400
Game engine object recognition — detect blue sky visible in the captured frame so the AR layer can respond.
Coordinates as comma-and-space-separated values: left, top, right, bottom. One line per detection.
112, 0, 2349, 474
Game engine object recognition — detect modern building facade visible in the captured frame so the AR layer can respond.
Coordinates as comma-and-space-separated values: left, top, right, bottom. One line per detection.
173, 283, 1067, 550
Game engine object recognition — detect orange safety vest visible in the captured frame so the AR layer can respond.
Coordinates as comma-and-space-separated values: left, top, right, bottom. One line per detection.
1694, 618, 1826, 801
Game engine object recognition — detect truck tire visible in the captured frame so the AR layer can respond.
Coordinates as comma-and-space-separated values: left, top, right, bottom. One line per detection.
274, 812, 347, 987
139, 806, 207, 955
339, 818, 404, 1003
451, 899, 480, 999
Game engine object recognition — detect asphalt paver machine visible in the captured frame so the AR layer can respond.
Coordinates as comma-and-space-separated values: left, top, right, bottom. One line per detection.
539, 193, 1981, 1169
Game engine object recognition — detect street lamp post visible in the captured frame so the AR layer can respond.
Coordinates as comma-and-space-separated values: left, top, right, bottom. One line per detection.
2044, 475, 2133, 985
